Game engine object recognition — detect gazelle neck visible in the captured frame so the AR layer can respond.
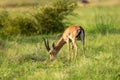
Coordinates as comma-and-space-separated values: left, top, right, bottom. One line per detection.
54, 37, 66, 54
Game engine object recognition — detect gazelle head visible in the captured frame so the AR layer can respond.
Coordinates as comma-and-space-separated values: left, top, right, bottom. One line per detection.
43, 38, 56, 61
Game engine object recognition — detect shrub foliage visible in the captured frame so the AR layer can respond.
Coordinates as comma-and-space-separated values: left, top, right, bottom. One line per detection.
0, 0, 76, 36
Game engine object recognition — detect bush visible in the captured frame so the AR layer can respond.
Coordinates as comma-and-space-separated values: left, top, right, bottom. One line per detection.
0, 11, 37, 36
0, 11, 14, 36
34, 0, 76, 34
0, 0, 76, 36
15, 14, 38, 35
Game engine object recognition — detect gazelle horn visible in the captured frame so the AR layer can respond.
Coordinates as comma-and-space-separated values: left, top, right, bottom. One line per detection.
43, 38, 50, 51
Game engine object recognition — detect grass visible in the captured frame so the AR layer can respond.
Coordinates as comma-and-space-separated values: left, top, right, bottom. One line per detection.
0, 0, 120, 80
0, 0, 55, 8
64, 5, 120, 34
0, 33, 120, 80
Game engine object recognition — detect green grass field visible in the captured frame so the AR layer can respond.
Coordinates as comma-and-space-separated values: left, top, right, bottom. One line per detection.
0, 0, 55, 8
0, 0, 120, 80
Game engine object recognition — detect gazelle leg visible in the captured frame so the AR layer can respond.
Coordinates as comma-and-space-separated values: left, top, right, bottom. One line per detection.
72, 40, 78, 60
67, 39, 70, 60
71, 44, 74, 59
74, 44, 78, 59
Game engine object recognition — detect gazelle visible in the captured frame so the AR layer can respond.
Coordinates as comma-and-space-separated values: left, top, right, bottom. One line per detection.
43, 25, 85, 61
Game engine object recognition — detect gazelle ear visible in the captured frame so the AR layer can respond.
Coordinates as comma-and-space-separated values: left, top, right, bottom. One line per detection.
52, 42, 55, 49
